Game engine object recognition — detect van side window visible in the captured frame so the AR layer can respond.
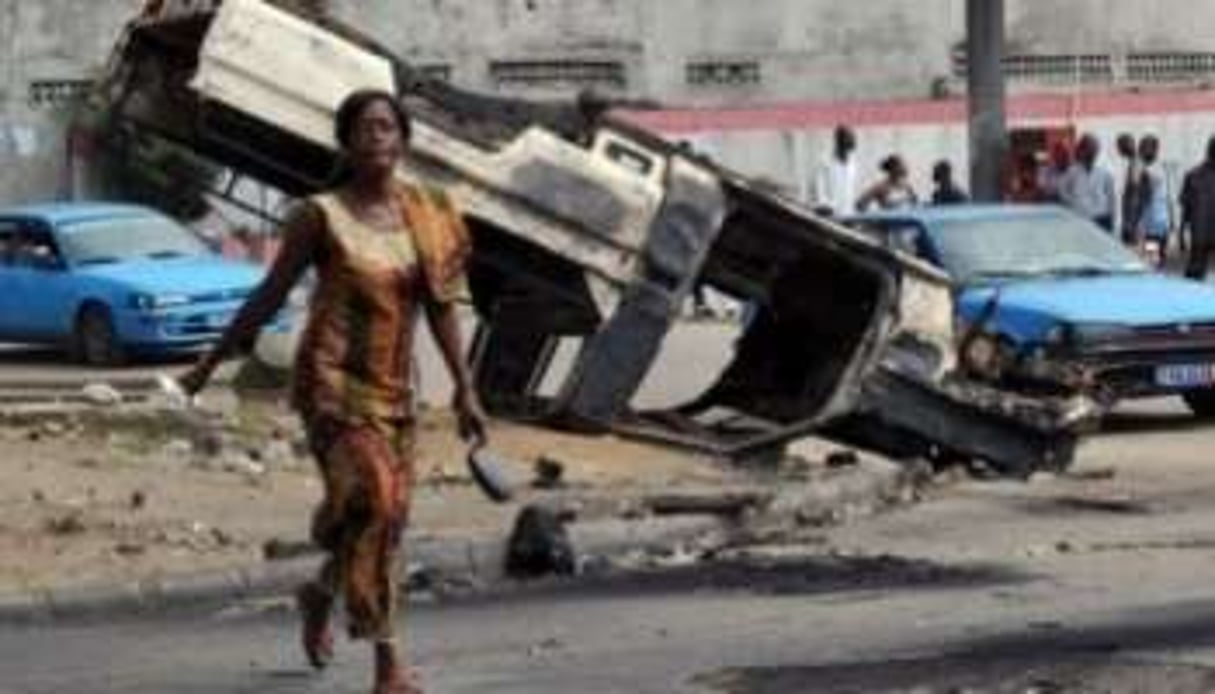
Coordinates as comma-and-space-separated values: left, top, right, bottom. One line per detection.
11, 224, 62, 268
0, 220, 22, 266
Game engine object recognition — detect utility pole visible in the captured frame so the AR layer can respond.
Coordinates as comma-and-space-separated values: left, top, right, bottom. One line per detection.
966, 0, 1007, 202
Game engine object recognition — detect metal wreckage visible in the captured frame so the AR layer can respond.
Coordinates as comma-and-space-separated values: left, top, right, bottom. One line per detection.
95, 0, 1095, 476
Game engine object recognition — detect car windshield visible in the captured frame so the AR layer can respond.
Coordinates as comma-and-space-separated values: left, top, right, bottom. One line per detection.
57, 214, 210, 266
929, 211, 1149, 284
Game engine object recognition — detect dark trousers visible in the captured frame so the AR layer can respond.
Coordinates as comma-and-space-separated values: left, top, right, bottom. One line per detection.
1187, 236, 1214, 280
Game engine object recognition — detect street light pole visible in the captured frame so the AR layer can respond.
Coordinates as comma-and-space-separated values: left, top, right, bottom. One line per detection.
967, 0, 1007, 202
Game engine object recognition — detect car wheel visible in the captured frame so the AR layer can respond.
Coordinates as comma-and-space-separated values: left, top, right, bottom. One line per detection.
73, 304, 125, 366
1183, 388, 1215, 419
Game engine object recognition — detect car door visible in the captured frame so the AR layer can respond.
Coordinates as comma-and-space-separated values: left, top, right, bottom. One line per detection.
0, 219, 22, 338
6, 219, 76, 339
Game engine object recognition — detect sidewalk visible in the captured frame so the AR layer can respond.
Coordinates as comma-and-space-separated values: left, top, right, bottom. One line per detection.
0, 396, 919, 623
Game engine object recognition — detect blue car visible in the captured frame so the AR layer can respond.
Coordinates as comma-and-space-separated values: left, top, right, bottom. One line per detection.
0, 202, 286, 365
851, 205, 1215, 417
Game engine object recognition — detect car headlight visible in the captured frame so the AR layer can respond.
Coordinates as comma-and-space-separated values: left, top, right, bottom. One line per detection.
1043, 324, 1069, 346
129, 293, 191, 311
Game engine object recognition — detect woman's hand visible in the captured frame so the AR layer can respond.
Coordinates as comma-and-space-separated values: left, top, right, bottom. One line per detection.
453, 385, 488, 444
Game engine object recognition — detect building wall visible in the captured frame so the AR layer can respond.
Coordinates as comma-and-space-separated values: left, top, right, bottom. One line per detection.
631, 92, 1215, 211
2, 0, 1215, 206
0, 0, 141, 206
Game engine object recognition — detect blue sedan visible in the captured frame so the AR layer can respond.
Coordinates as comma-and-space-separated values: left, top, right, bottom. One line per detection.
851, 205, 1215, 417
0, 202, 287, 365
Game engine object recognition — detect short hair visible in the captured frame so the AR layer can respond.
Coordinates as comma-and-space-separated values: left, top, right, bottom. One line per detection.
334, 89, 412, 149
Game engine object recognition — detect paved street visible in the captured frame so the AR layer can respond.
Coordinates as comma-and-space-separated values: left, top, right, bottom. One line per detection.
5, 398, 1215, 692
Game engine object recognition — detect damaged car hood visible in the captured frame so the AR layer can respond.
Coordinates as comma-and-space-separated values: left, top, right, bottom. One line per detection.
961, 274, 1215, 344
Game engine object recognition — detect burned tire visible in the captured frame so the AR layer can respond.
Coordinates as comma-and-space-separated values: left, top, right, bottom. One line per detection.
73, 304, 125, 366
1183, 388, 1215, 419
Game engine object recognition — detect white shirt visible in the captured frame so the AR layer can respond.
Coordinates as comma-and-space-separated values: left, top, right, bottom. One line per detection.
1060, 163, 1116, 222
812, 156, 858, 217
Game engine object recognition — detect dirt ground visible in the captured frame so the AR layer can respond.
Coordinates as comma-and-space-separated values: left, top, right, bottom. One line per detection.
0, 397, 742, 595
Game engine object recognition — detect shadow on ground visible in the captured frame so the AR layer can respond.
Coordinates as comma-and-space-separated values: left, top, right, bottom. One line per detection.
695, 655, 1215, 694
1100, 407, 1204, 436
695, 598, 1215, 693
442, 553, 1036, 609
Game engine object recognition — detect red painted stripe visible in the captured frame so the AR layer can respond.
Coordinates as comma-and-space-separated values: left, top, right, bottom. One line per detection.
618, 89, 1215, 134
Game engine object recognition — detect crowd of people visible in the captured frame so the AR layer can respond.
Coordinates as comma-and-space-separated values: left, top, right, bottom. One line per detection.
808, 124, 1215, 280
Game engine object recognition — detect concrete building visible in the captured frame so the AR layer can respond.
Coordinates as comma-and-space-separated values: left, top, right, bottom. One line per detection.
2, 0, 1215, 205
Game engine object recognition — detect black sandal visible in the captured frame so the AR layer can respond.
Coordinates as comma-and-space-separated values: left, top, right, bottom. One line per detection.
295, 583, 335, 670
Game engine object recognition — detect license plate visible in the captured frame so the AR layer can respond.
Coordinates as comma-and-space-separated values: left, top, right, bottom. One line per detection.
1155, 363, 1215, 388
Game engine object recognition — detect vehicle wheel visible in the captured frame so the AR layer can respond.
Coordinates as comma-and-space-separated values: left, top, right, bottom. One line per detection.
1183, 388, 1215, 419
73, 304, 125, 366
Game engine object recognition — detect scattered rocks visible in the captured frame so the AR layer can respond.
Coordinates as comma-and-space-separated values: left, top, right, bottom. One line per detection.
825, 449, 860, 469
81, 382, 124, 407
162, 438, 193, 460
114, 542, 146, 557
533, 456, 566, 490
262, 538, 316, 561
45, 513, 87, 536
505, 505, 577, 579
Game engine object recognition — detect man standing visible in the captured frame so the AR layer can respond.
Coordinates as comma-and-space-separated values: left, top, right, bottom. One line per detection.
1137, 135, 1172, 267
1116, 133, 1146, 245
930, 160, 969, 205
811, 125, 858, 217
1060, 134, 1117, 232
1180, 137, 1215, 280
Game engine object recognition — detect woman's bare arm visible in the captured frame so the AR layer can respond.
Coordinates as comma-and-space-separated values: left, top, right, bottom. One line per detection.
424, 299, 487, 441
180, 203, 323, 394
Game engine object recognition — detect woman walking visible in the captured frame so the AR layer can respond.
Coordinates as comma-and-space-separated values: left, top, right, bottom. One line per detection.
179, 90, 486, 694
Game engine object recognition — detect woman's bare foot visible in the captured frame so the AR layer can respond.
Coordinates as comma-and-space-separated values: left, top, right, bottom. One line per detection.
373, 641, 422, 694
296, 582, 335, 670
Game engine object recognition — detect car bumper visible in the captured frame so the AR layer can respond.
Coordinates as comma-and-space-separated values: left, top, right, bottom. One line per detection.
1014, 349, 1215, 401
115, 303, 295, 350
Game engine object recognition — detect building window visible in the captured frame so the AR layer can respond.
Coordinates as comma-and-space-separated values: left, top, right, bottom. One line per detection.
952, 48, 1215, 87
417, 63, 453, 82
489, 60, 627, 89
1128, 52, 1215, 83
686, 60, 762, 87
952, 50, 1112, 84
28, 79, 94, 108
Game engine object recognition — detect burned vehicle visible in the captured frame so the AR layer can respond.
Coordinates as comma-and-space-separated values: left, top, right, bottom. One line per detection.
94, 0, 1093, 475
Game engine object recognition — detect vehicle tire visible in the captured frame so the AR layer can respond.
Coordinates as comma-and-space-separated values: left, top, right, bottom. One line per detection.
1183, 388, 1215, 419
73, 304, 125, 366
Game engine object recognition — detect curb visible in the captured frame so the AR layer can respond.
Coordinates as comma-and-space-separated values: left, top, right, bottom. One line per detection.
0, 516, 733, 626
0, 458, 914, 625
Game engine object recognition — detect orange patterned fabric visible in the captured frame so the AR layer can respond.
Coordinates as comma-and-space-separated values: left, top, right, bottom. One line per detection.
307, 415, 415, 641
290, 183, 469, 422
290, 182, 470, 642
400, 183, 473, 305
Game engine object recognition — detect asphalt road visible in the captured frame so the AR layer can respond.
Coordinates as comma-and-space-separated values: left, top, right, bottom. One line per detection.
5, 398, 1215, 692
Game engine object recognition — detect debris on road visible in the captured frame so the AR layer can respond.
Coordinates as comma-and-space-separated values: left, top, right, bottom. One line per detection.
506, 505, 577, 579
533, 456, 566, 490
81, 382, 124, 407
